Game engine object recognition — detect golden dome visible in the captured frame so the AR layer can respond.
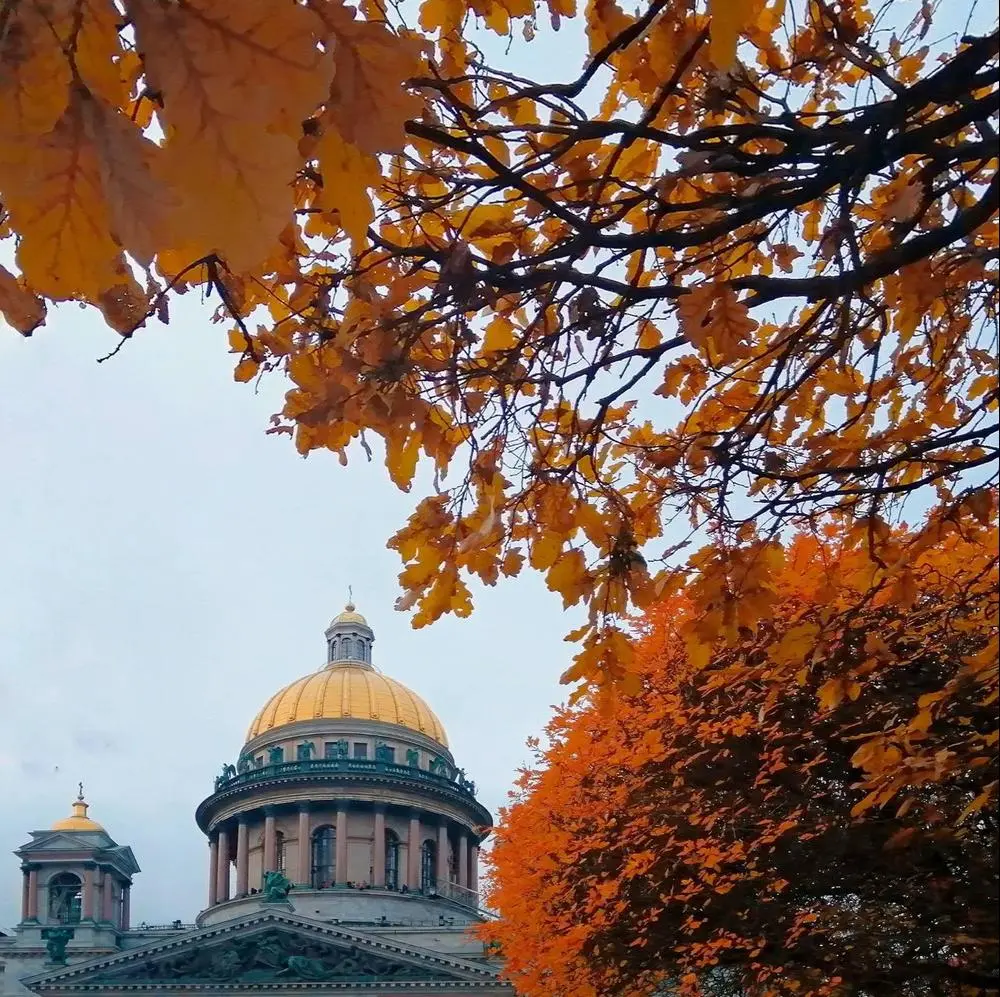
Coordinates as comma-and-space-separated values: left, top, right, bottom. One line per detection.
247, 662, 448, 746
51, 789, 104, 832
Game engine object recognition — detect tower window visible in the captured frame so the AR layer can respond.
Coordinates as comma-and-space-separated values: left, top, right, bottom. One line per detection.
353, 742, 368, 760
420, 840, 437, 893
47, 873, 82, 924
311, 826, 336, 889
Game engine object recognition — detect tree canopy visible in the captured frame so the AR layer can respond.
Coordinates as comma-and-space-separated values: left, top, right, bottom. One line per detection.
483, 518, 999, 997
1, 0, 997, 687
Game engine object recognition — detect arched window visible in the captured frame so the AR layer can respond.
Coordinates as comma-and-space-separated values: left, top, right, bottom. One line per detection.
275, 831, 286, 875
385, 831, 400, 890
420, 840, 436, 893
47, 873, 82, 923
311, 826, 336, 888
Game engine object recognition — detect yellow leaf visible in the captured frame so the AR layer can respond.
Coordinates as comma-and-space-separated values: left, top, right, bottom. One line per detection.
97, 266, 151, 335
130, 0, 334, 273
685, 634, 712, 671
234, 356, 260, 382
770, 622, 820, 666
708, 0, 758, 71
78, 94, 180, 267
229, 329, 252, 353
0, 0, 72, 140
420, 0, 465, 32
314, 129, 381, 247
0, 93, 124, 299
0, 266, 46, 335
500, 549, 525, 577
968, 373, 997, 401
957, 785, 996, 825
483, 316, 518, 353
851, 789, 881, 817
530, 532, 563, 571
637, 319, 661, 349
678, 282, 757, 366
818, 677, 845, 711
386, 431, 422, 491
546, 549, 591, 608
316, 6, 428, 155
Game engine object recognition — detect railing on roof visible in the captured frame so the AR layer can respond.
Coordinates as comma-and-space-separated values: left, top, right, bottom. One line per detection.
213, 757, 478, 799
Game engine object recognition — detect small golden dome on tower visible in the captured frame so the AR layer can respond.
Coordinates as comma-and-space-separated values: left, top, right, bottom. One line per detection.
331, 601, 368, 628
51, 785, 105, 832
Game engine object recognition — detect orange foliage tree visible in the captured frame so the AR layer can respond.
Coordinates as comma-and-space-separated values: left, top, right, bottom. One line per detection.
483, 517, 999, 997
1, 1, 998, 685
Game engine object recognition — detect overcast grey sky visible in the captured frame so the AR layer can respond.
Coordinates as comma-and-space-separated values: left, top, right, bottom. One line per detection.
0, 287, 582, 932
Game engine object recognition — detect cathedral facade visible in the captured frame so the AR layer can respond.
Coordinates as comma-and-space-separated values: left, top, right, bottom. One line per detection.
0, 606, 511, 996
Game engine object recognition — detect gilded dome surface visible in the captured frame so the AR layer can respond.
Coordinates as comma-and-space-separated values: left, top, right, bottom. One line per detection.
329, 603, 369, 628
51, 794, 104, 833
246, 662, 449, 747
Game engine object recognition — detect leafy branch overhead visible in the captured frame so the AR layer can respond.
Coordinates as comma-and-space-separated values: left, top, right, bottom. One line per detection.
1, 0, 997, 691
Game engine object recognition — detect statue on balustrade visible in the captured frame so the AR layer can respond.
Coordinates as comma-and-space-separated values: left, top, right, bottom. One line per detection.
405, 748, 419, 767
428, 755, 449, 777
261, 870, 292, 903
267, 746, 284, 765
374, 742, 393, 763
333, 738, 349, 758
296, 740, 316, 761
42, 927, 74, 965
236, 755, 252, 774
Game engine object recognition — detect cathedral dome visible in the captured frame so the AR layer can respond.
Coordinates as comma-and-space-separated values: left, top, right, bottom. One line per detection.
245, 662, 449, 746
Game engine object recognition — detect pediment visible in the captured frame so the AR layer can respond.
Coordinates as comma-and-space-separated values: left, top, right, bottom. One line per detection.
23, 910, 507, 992
18, 830, 113, 853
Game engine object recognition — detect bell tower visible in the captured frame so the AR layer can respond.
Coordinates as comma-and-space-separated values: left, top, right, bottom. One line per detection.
6, 788, 140, 975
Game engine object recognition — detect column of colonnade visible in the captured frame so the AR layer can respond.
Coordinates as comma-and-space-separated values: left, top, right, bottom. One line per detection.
205, 807, 482, 906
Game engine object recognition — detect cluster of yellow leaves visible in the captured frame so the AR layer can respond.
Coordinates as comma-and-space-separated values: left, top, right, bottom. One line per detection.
0, 0, 429, 335
482, 509, 999, 996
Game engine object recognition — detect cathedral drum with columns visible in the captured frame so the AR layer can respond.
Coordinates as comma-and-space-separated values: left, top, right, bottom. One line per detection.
0, 606, 512, 996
